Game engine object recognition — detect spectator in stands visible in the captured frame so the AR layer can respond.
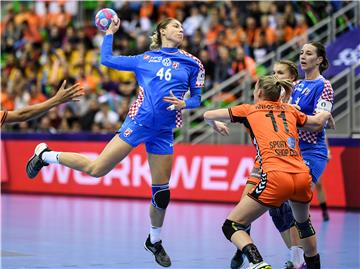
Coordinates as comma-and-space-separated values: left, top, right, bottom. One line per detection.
199, 49, 215, 91
214, 45, 233, 85
94, 102, 119, 131
244, 16, 258, 49
183, 6, 204, 37
255, 15, 277, 50
231, 46, 257, 81
0, 0, 346, 134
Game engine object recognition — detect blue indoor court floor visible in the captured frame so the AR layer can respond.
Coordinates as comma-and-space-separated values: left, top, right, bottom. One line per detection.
2, 194, 359, 269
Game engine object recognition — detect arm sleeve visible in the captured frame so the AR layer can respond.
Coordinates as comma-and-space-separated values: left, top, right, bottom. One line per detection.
184, 88, 201, 109
0, 111, 8, 126
294, 109, 308, 127
100, 34, 141, 72
185, 60, 205, 109
314, 80, 334, 113
229, 104, 250, 123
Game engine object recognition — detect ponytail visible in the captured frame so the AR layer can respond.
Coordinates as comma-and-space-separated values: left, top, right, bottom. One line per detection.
150, 29, 161, 50
258, 75, 293, 101
309, 42, 329, 73
149, 18, 175, 50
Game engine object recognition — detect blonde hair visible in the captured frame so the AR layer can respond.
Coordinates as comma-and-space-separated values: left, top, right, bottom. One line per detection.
276, 60, 298, 81
150, 18, 175, 50
257, 75, 293, 101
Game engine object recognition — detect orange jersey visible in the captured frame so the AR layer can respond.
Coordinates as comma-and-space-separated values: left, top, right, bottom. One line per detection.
229, 101, 309, 174
0, 110, 8, 127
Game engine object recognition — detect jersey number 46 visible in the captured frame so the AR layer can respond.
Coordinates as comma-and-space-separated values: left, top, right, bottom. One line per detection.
156, 68, 172, 81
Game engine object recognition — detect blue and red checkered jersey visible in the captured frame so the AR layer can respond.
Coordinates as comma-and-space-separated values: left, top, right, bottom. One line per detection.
291, 75, 334, 155
101, 34, 204, 130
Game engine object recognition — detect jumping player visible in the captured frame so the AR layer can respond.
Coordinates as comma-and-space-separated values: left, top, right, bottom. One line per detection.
1, 81, 83, 127
25, 17, 204, 268
204, 75, 334, 269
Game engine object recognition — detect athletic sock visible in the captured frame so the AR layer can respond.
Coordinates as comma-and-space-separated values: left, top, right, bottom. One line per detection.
42, 152, 60, 164
320, 202, 328, 213
290, 246, 305, 267
150, 226, 162, 244
242, 243, 263, 264
304, 253, 320, 269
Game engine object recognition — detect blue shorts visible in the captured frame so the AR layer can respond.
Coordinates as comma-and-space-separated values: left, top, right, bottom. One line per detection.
302, 152, 327, 184
117, 117, 174, 155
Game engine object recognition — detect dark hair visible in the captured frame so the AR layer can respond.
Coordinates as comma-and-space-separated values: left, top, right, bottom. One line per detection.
309, 42, 329, 73
149, 18, 175, 50
276, 60, 298, 81
257, 75, 293, 102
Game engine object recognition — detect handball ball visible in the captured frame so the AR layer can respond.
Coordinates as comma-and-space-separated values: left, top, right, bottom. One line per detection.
95, 8, 117, 32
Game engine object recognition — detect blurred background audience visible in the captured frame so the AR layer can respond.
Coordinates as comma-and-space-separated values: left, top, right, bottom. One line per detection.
0, 0, 351, 133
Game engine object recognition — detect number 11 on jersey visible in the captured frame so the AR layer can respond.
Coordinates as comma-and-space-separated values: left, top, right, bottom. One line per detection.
265, 111, 289, 133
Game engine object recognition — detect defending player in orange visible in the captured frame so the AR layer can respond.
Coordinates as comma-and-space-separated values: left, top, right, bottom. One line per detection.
204, 75, 335, 269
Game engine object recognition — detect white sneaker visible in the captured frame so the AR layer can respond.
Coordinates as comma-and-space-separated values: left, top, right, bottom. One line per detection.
247, 261, 272, 269
26, 143, 50, 179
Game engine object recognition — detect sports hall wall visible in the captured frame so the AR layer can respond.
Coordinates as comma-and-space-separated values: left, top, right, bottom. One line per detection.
1, 134, 359, 209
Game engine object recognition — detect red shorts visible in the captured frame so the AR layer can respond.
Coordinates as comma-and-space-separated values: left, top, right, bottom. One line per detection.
248, 171, 313, 207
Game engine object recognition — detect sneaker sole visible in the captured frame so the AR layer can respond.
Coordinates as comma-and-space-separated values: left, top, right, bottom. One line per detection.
34, 143, 49, 155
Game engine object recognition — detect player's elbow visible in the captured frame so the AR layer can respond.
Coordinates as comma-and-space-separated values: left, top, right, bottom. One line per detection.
100, 55, 109, 67
100, 53, 114, 68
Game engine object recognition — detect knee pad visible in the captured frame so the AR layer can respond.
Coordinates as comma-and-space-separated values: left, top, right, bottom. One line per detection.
151, 183, 170, 210
295, 218, 316, 239
222, 219, 250, 241
269, 201, 295, 232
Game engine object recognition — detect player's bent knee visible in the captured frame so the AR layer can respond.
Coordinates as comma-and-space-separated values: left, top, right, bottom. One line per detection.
295, 218, 316, 239
222, 219, 250, 241
269, 202, 295, 232
152, 183, 170, 210
86, 164, 108, 178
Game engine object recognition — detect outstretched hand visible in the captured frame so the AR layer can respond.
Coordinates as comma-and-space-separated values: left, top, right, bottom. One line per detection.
163, 91, 186, 111
55, 80, 84, 104
212, 121, 230, 136
106, 15, 120, 35
327, 115, 336, 129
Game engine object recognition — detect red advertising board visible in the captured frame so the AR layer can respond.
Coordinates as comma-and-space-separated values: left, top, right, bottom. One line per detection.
1, 140, 359, 208
1, 141, 8, 182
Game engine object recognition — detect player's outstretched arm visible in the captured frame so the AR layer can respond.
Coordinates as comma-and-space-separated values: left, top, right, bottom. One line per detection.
5, 81, 84, 124
203, 109, 230, 136
302, 111, 335, 132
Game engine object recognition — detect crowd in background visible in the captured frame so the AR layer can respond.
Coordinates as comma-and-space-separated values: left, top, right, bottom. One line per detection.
0, 0, 350, 133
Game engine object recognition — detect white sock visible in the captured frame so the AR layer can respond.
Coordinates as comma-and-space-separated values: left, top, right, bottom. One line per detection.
42, 152, 61, 164
290, 246, 305, 267
150, 226, 162, 244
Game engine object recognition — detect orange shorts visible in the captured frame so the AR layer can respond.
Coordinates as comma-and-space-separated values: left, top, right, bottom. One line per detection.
248, 171, 313, 207
246, 166, 261, 185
